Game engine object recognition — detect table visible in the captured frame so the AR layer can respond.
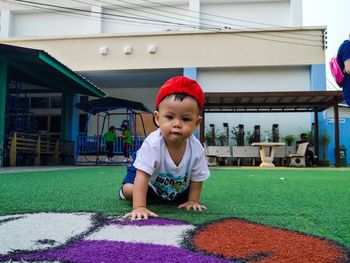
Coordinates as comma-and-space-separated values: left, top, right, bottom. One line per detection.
251, 142, 286, 167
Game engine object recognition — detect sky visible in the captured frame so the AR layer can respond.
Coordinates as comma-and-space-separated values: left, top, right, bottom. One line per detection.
302, 0, 350, 90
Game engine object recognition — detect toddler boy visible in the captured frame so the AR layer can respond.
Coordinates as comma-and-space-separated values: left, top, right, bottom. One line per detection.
120, 76, 210, 220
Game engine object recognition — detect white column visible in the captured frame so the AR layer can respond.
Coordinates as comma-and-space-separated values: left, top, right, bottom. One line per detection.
90, 5, 102, 34
188, 0, 200, 29
0, 10, 12, 38
290, 0, 303, 27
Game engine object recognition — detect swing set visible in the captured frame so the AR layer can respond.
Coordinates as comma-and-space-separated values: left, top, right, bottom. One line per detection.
75, 97, 152, 165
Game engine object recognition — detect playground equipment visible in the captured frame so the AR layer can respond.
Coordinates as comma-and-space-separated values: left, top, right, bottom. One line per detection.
75, 96, 152, 165
3, 81, 38, 166
5, 81, 37, 134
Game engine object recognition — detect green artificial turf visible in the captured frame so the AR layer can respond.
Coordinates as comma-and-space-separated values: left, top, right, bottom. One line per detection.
0, 166, 349, 248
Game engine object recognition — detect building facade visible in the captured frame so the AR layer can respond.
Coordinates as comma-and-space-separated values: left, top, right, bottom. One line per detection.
1, 0, 335, 162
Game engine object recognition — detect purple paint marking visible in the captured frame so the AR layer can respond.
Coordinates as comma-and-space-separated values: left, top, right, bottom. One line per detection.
0, 240, 231, 263
109, 217, 189, 226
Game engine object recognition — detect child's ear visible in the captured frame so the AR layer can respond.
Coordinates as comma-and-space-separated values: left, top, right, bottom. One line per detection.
154, 111, 160, 127
195, 115, 202, 128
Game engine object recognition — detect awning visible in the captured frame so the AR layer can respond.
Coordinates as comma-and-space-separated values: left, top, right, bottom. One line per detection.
204, 91, 343, 113
201, 90, 344, 167
0, 43, 106, 97
75, 96, 152, 114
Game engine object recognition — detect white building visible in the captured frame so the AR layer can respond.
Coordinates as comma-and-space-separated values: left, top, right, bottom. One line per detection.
0, 0, 326, 141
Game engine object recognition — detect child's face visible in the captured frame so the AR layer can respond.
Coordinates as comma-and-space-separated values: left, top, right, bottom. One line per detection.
154, 96, 202, 146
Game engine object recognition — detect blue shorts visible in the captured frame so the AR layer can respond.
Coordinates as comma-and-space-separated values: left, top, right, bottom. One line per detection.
122, 152, 137, 184
342, 75, 350, 106
121, 161, 189, 204
122, 164, 137, 184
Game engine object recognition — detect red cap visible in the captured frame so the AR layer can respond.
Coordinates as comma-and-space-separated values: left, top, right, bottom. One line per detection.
155, 76, 204, 111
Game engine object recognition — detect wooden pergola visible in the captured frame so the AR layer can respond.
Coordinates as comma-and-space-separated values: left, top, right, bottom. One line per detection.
200, 90, 344, 167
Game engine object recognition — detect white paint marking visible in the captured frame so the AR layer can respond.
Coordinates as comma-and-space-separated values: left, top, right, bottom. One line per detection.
85, 224, 195, 247
0, 213, 93, 255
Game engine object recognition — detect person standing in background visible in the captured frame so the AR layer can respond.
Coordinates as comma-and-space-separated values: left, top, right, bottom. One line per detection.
120, 124, 131, 162
104, 126, 117, 162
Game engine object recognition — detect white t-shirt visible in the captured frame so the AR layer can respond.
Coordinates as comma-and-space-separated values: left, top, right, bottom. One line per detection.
133, 129, 210, 201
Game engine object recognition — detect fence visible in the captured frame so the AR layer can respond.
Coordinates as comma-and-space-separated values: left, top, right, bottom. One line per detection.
78, 135, 145, 156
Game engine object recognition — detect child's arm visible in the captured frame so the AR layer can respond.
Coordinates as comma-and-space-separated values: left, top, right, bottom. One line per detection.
345, 59, 350, 74
123, 170, 158, 220
178, 181, 207, 211
120, 131, 130, 139
120, 134, 128, 139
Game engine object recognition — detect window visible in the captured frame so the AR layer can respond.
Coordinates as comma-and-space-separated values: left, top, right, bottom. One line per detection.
50, 96, 62, 108
31, 97, 49, 108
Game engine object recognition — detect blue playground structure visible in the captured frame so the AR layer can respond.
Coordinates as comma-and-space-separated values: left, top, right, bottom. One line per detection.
3, 81, 38, 166
5, 81, 37, 134
75, 96, 152, 165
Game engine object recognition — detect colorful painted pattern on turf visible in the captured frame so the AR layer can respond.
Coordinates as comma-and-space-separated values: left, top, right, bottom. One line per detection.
0, 213, 349, 262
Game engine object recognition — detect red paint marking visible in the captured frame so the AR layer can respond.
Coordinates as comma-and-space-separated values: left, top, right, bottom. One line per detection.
192, 219, 349, 263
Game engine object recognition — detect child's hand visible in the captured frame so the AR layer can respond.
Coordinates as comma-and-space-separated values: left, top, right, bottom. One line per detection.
123, 207, 158, 220
178, 201, 207, 211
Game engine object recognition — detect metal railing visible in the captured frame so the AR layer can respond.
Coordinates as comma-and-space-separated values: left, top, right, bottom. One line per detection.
78, 135, 145, 156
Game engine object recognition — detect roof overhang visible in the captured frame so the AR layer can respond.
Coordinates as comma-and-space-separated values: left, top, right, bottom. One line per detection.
204, 91, 344, 113
75, 96, 152, 114
0, 43, 106, 97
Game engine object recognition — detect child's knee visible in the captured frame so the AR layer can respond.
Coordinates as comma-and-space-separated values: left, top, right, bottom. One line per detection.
120, 183, 133, 200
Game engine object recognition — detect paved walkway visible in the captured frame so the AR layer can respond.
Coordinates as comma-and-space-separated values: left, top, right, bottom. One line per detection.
0, 166, 87, 174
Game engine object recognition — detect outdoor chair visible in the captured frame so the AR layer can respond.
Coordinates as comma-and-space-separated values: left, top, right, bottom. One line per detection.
288, 142, 309, 167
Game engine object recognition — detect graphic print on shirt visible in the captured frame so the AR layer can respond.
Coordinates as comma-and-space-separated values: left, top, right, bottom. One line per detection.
153, 172, 189, 200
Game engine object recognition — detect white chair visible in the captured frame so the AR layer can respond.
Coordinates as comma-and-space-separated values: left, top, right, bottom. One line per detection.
286, 146, 297, 156
288, 142, 309, 167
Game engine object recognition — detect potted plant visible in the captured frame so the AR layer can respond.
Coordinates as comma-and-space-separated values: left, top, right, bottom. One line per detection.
231, 125, 245, 146
205, 129, 216, 146
230, 127, 238, 146
263, 130, 272, 142
319, 131, 331, 167
246, 131, 255, 145
282, 134, 296, 146
217, 131, 228, 146
304, 130, 314, 145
